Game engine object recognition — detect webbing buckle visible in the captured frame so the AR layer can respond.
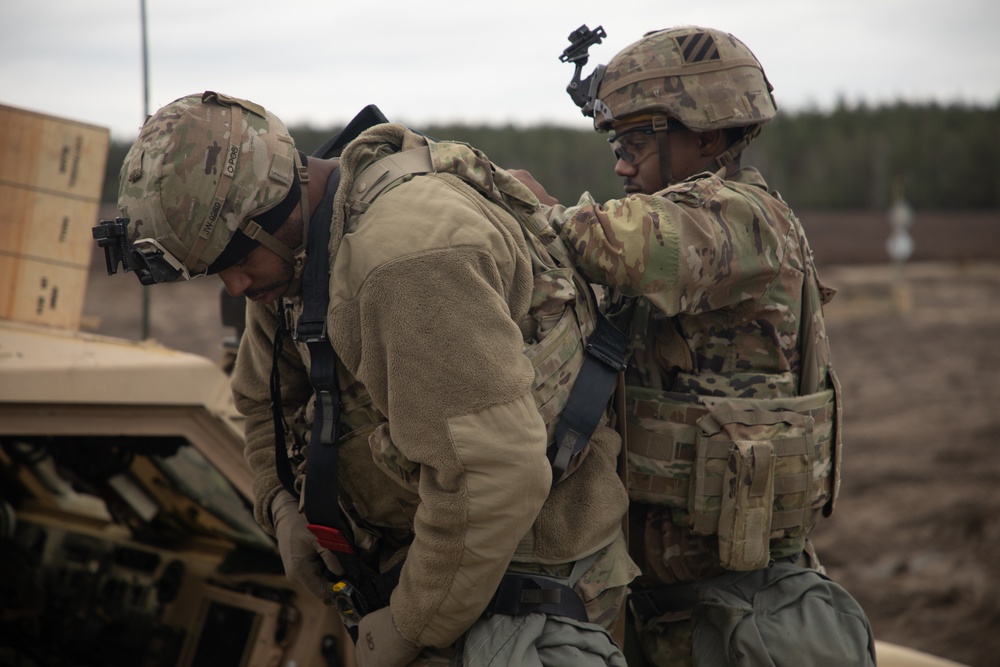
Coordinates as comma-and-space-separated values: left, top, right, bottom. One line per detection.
294, 318, 327, 344
586, 340, 627, 372
487, 573, 588, 622
585, 316, 628, 372
307, 524, 355, 554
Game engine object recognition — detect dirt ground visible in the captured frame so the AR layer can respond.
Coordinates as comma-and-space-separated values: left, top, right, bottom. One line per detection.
80, 209, 1000, 667
810, 261, 1000, 667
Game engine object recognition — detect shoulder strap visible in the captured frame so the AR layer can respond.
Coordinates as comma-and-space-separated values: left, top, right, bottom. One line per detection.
268, 109, 401, 632
349, 146, 434, 204
549, 307, 627, 486
295, 167, 344, 537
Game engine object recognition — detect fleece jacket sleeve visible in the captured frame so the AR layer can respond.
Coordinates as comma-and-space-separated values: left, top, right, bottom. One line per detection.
231, 300, 313, 534
327, 175, 552, 648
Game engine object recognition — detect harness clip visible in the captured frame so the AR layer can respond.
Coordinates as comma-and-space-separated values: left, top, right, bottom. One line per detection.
294, 318, 327, 344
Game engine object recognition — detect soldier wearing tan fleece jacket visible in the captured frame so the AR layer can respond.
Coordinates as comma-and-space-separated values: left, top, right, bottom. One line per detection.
110, 91, 635, 667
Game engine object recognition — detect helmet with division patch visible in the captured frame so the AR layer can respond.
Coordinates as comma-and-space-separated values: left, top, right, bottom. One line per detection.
115, 91, 304, 283
591, 26, 777, 132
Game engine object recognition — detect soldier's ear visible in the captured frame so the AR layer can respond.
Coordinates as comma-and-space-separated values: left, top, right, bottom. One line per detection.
698, 129, 728, 157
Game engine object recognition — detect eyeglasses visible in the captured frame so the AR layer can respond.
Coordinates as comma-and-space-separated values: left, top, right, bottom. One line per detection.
608, 121, 683, 165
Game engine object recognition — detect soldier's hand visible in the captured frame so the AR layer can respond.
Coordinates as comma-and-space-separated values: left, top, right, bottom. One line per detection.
507, 169, 560, 207
355, 606, 422, 667
271, 491, 343, 598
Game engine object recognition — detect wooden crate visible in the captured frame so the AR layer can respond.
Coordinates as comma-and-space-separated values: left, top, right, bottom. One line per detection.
0, 104, 110, 329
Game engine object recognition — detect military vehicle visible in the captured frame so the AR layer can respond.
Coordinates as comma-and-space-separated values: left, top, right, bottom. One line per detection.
0, 318, 353, 667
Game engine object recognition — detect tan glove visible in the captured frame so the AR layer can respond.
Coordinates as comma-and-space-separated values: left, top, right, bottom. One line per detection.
355, 606, 422, 667
271, 491, 343, 599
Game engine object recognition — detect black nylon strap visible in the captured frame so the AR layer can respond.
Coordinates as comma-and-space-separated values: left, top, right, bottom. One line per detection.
268, 103, 388, 506
628, 584, 701, 622
487, 572, 589, 622
549, 309, 628, 486
314, 104, 389, 160
266, 107, 398, 616
296, 167, 344, 532
293, 165, 399, 610
627, 553, 803, 622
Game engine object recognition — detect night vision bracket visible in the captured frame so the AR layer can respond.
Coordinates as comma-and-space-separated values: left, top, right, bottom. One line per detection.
92, 218, 184, 285
561, 24, 607, 116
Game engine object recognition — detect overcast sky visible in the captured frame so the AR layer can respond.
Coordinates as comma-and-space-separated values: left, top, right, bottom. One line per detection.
1, 0, 998, 141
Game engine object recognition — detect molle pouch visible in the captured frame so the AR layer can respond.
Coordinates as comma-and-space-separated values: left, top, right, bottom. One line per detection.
717, 441, 775, 570
622, 388, 702, 510
687, 405, 822, 561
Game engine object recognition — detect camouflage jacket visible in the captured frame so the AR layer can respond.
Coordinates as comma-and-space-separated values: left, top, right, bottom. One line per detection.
553, 168, 838, 584
557, 168, 833, 398
231, 124, 634, 649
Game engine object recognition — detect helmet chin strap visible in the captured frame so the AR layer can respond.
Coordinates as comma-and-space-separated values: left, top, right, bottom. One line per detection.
654, 120, 762, 186
285, 151, 311, 297
652, 115, 674, 190
713, 124, 760, 171
235, 150, 311, 295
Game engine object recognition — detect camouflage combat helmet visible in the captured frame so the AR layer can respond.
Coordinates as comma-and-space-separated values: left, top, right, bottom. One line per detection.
592, 26, 777, 133
562, 25, 777, 187
115, 91, 308, 283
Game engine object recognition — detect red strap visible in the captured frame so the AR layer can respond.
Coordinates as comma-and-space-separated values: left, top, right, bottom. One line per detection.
308, 524, 355, 554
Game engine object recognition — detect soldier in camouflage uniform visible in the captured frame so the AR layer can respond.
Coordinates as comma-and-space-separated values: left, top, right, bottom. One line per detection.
512, 26, 877, 666
107, 92, 639, 666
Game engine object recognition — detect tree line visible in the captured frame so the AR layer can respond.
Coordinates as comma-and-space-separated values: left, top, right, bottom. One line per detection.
102, 102, 999, 211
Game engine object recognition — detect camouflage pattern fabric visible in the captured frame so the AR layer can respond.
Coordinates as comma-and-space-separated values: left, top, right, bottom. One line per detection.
555, 167, 839, 579
560, 168, 832, 395
623, 385, 839, 565
591, 27, 776, 133
118, 91, 297, 275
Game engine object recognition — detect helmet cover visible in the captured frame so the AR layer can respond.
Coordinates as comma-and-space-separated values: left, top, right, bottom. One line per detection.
593, 27, 777, 132
117, 91, 298, 277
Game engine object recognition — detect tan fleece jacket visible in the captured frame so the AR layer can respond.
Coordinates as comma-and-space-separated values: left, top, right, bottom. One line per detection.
233, 125, 555, 648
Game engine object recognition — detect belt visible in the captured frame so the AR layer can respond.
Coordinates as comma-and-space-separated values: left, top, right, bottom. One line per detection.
486, 572, 588, 622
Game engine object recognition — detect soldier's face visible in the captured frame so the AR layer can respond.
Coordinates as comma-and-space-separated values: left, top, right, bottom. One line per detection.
216, 219, 297, 305
610, 118, 707, 194
610, 119, 663, 195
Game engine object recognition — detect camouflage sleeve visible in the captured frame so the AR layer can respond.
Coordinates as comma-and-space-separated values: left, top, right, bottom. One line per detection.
231, 300, 312, 534
556, 189, 785, 316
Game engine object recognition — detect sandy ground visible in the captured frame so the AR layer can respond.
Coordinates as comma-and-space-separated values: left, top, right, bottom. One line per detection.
79, 209, 1000, 667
